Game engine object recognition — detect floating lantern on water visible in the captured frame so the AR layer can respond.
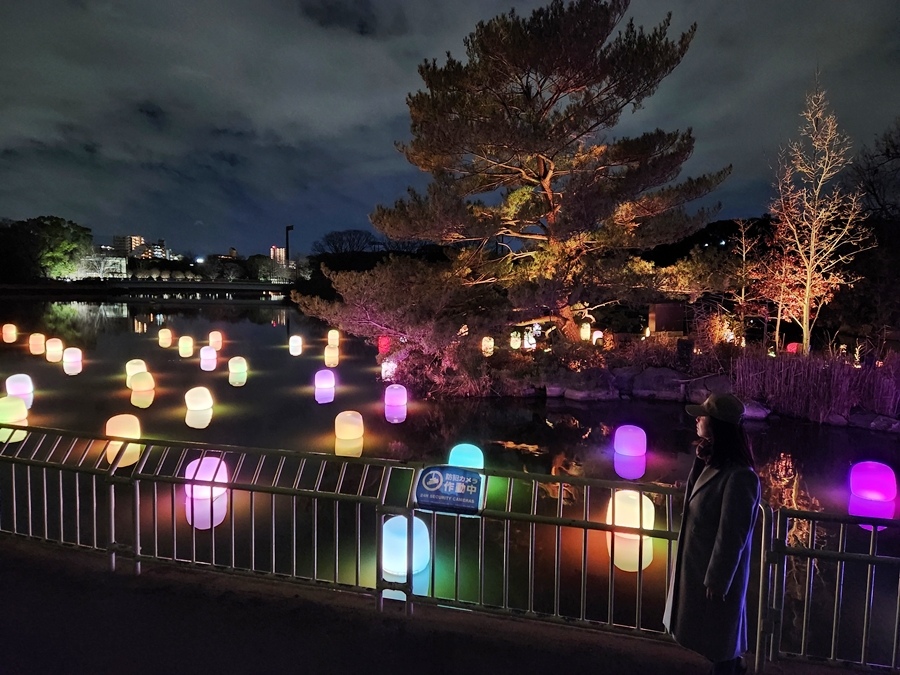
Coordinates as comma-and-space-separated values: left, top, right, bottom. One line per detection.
335, 410, 363, 456
199, 346, 217, 371
63, 347, 82, 364
45, 338, 63, 363
228, 372, 247, 387
614, 425, 647, 457
130, 389, 154, 409
848, 495, 894, 531
384, 405, 407, 424
509, 332, 521, 350
228, 356, 248, 374
381, 360, 397, 382
614, 453, 646, 481
592, 330, 604, 345
2, 324, 16, 343
104, 414, 142, 466
185, 409, 213, 429
384, 384, 407, 407
481, 337, 494, 357
185, 386, 213, 411
315, 387, 335, 404
849, 461, 897, 531
130, 371, 155, 392
381, 515, 431, 578
125, 359, 147, 388
63, 361, 83, 376
327, 329, 340, 347
448, 443, 484, 470
289, 335, 303, 356
605, 490, 655, 572
324, 345, 339, 368
314, 370, 335, 388
580, 322, 591, 341
0, 396, 28, 442
28, 333, 45, 355
5, 374, 33, 397
158, 328, 173, 348
200, 359, 216, 372
184, 457, 230, 529
178, 336, 194, 358
208, 331, 223, 351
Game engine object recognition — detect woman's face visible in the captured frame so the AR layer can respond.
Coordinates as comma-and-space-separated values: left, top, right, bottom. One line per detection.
696, 415, 712, 440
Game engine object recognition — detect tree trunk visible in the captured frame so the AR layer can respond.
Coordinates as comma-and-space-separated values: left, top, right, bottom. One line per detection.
554, 304, 583, 342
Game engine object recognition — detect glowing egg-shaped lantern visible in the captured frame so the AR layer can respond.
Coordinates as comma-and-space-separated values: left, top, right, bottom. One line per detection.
289, 335, 303, 356
381, 515, 431, 577
0, 396, 28, 442
45, 338, 64, 363
324, 345, 339, 368
104, 414, 142, 466
185, 409, 213, 429
614, 453, 646, 481
2, 324, 17, 343
5, 374, 33, 397
200, 359, 216, 372
28, 333, 45, 355
178, 336, 194, 358
384, 405, 407, 424
377, 335, 391, 354
384, 384, 407, 407
130, 389, 154, 409
605, 490, 655, 572
509, 332, 522, 350
381, 360, 397, 382
327, 329, 340, 347
522, 330, 536, 350
335, 410, 364, 456
614, 425, 647, 457
315, 387, 335, 405
125, 359, 147, 388
208, 331, 223, 351
185, 386, 213, 411
130, 371, 155, 392
158, 328, 173, 348
185, 493, 227, 529
228, 356, 247, 373
592, 330, 604, 345
481, 337, 495, 357
63, 361, 83, 376
200, 346, 216, 361
314, 370, 335, 389
63, 347, 82, 364
448, 443, 484, 470
849, 494, 894, 531
850, 461, 897, 501
229, 372, 247, 387
184, 457, 230, 500
580, 322, 591, 341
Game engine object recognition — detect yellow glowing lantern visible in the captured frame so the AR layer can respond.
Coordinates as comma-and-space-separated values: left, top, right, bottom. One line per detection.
185, 386, 213, 411
45, 338, 64, 363
130, 371, 155, 392
324, 344, 339, 368
178, 336, 194, 358
335, 410, 364, 456
228, 356, 247, 374
481, 337, 494, 357
104, 414, 142, 466
185, 408, 213, 429
208, 331, 223, 351
158, 328, 173, 348
580, 322, 591, 341
2, 324, 16, 343
605, 489, 655, 572
509, 332, 521, 350
28, 333, 45, 355
130, 390, 154, 409
125, 359, 147, 388
327, 329, 340, 347
0, 395, 28, 442
289, 335, 303, 356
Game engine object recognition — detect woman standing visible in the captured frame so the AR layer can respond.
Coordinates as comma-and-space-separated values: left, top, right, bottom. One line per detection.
663, 393, 760, 675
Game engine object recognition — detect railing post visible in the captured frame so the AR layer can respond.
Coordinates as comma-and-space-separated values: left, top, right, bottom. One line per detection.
107, 478, 116, 572
755, 503, 774, 674
133, 477, 142, 576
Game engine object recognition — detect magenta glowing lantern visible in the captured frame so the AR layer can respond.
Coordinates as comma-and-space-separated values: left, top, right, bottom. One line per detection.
384, 404, 407, 424
850, 461, 897, 501
384, 384, 407, 407
614, 453, 646, 481
314, 370, 335, 389
614, 425, 647, 457
848, 494, 894, 531
184, 457, 230, 500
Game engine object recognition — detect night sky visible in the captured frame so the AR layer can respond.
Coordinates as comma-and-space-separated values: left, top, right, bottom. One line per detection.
1, 0, 898, 257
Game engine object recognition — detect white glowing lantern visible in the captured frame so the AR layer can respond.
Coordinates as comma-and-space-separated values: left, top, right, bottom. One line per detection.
200, 359, 216, 372
522, 329, 536, 350
125, 359, 147, 388
613, 425, 647, 457
185, 386, 213, 411
130, 390, 154, 409
45, 338, 64, 363
0, 396, 28, 442
335, 410, 364, 456
228, 356, 248, 373
324, 345, 339, 368
5, 374, 33, 397
63, 347, 82, 364
381, 515, 431, 577
384, 384, 408, 407
63, 361, 83, 376
178, 336, 194, 358
158, 328, 173, 348
130, 371, 155, 392
199, 346, 216, 361
2, 324, 17, 343
605, 490, 655, 572
381, 360, 397, 381
314, 370, 335, 389
327, 329, 340, 347
208, 331, 223, 351
289, 335, 303, 356
104, 414, 142, 466
509, 332, 522, 350
229, 372, 247, 387
481, 337, 495, 357
185, 409, 213, 429
448, 443, 484, 470
28, 333, 45, 355
580, 322, 591, 341
592, 330, 604, 345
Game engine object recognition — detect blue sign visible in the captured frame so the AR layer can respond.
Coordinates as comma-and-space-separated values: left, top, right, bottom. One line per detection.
415, 465, 484, 515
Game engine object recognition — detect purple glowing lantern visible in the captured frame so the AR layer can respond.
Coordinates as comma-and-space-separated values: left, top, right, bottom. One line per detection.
614, 453, 646, 481
613, 425, 647, 457
848, 495, 894, 532
314, 370, 335, 389
384, 384, 407, 407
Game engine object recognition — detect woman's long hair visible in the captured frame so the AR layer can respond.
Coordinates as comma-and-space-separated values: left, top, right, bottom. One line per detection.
706, 416, 755, 469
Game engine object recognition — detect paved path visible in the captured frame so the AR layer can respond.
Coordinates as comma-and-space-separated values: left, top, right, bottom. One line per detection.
0, 537, 841, 675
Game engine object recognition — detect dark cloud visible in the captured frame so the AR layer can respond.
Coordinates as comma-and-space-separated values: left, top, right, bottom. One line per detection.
0, 0, 898, 255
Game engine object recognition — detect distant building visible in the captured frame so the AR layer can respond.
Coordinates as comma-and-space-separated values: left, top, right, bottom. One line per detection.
270, 246, 286, 266
113, 235, 145, 257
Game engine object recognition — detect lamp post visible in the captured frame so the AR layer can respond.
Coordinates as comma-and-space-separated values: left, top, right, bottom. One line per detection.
284, 224, 294, 268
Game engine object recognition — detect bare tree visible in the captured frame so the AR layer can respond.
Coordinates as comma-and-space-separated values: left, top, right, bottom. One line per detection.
768, 84, 872, 354
310, 229, 377, 255
847, 117, 900, 220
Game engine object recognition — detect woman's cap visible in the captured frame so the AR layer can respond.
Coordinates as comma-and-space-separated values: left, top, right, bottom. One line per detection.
685, 393, 744, 425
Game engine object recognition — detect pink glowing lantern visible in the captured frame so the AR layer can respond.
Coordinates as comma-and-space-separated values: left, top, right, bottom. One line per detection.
614, 453, 646, 481
385, 405, 407, 424
377, 335, 391, 354
208, 331, 223, 351
104, 414, 142, 466
289, 335, 303, 356
848, 495, 894, 531
614, 425, 647, 457
384, 384, 408, 407
850, 462, 897, 502
184, 457, 230, 500
28, 333, 45, 355
785, 342, 801, 354
2, 324, 17, 343
314, 370, 335, 389
592, 330, 604, 345
45, 338, 63, 363
5, 374, 33, 397
63, 347, 82, 364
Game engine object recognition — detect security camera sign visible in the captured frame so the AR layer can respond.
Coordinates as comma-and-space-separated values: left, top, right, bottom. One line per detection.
415, 465, 484, 514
